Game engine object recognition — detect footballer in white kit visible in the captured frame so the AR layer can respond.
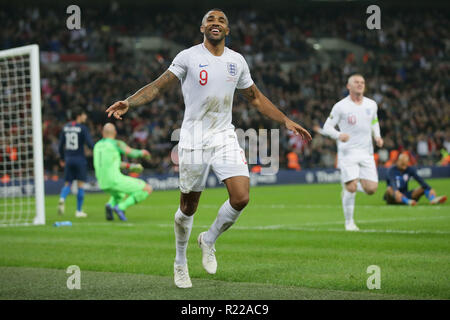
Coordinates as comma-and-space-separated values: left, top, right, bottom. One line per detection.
106, 8, 312, 288
325, 95, 380, 183
321, 74, 383, 231
168, 43, 253, 193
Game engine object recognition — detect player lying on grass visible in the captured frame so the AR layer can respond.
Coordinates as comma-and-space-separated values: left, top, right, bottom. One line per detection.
384, 153, 447, 205
93, 123, 153, 221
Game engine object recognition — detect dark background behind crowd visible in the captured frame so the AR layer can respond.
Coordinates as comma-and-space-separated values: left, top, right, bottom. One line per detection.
1, 0, 449, 177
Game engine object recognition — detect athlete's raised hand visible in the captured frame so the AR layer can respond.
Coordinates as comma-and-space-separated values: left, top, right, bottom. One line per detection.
285, 118, 312, 142
106, 100, 129, 120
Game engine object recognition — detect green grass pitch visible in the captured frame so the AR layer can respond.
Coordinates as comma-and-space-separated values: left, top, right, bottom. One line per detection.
0, 179, 449, 300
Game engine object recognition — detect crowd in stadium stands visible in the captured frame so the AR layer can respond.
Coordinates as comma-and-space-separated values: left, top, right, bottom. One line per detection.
1, 5, 449, 177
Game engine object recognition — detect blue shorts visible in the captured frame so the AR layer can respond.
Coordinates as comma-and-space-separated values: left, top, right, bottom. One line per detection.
384, 188, 414, 204
64, 157, 88, 182
404, 190, 413, 199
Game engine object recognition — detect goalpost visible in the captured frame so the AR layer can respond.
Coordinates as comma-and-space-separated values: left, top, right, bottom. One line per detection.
0, 44, 45, 226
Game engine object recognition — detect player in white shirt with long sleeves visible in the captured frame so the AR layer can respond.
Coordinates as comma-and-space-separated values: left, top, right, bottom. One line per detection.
321, 74, 383, 231
106, 8, 311, 288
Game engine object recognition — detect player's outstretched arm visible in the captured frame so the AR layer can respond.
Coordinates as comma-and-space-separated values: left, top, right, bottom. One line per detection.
106, 70, 178, 120
117, 140, 151, 159
238, 84, 312, 141
323, 117, 349, 142
410, 167, 432, 191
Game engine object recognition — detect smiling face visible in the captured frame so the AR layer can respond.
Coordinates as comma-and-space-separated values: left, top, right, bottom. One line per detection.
200, 10, 230, 44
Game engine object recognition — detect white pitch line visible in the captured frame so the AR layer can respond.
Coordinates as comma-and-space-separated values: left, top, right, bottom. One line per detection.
138, 203, 446, 211
79, 215, 448, 228
78, 215, 449, 234
153, 221, 450, 235
290, 215, 449, 227
232, 225, 450, 235
73, 222, 136, 227
57, 221, 450, 235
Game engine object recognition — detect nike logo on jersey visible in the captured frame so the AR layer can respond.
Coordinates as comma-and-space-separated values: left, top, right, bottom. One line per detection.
199, 64, 208, 68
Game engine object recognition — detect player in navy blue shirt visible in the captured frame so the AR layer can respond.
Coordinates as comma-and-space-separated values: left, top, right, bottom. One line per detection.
58, 108, 94, 217
384, 153, 447, 206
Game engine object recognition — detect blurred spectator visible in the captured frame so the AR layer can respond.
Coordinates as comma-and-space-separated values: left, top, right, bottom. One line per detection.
286, 150, 301, 171
417, 134, 429, 159
1, 4, 448, 175
439, 149, 450, 166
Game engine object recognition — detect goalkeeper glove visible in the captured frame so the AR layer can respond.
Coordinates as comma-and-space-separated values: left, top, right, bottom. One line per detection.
142, 150, 151, 160
129, 163, 144, 174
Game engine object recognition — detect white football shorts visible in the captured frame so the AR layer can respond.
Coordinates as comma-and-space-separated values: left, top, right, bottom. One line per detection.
337, 151, 378, 183
178, 138, 249, 194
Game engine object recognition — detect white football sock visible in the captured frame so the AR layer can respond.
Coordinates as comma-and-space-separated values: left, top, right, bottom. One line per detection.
342, 189, 356, 224
203, 199, 242, 246
174, 207, 193, 266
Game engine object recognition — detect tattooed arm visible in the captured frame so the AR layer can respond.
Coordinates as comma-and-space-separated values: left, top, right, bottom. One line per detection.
238, 84, 312, 141
106, 70, 178, 120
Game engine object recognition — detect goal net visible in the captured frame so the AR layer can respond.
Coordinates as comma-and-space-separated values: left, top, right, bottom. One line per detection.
0, 45, 45, 226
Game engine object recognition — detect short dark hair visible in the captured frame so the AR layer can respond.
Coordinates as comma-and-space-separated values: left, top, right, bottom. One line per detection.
202, 8, 228, 26
72, 107, 85, 119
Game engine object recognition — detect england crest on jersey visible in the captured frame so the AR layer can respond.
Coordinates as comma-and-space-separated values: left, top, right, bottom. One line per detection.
227, 62, 237, 76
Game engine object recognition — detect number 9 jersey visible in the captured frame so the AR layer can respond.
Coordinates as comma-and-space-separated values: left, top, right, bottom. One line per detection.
168, 43, 254, 150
